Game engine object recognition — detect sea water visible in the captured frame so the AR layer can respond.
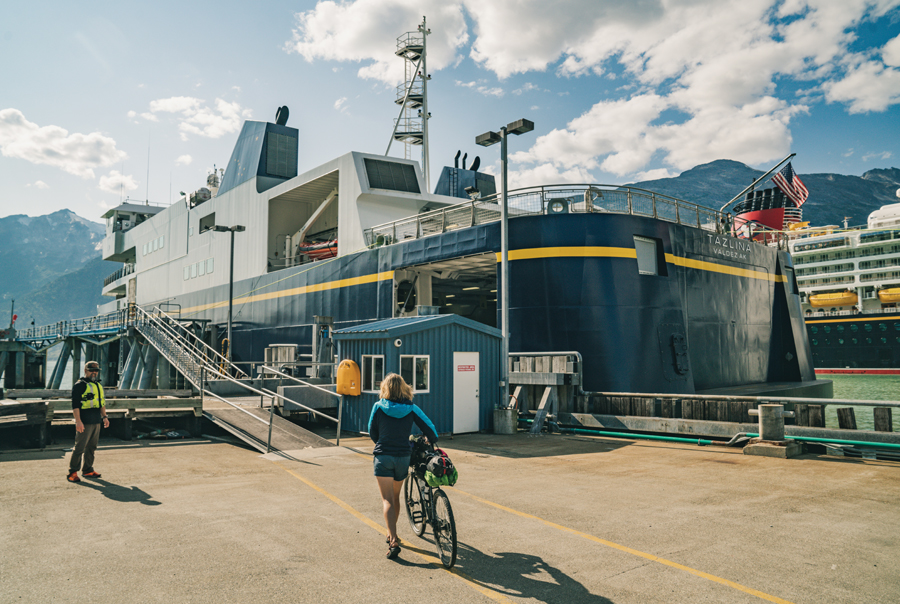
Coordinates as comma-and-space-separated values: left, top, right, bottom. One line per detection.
822, 374, 900, 431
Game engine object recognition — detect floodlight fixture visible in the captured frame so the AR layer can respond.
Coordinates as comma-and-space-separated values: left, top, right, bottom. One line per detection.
507, 118, 534, 135
475, 131, 502, 147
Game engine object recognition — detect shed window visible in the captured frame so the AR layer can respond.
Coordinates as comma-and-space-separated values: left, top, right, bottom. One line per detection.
400, 355, 429, 393
183, 266, 190, 281
206, 258, 214, 274
362, 355, 385, 392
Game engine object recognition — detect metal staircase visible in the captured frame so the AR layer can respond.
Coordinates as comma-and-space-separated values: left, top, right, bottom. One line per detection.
131, 305, 245, 389
131, 305, 338, 453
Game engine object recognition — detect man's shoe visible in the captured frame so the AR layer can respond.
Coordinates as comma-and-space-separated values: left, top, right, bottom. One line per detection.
82, 471, 101, 479
67, 472, 81, 483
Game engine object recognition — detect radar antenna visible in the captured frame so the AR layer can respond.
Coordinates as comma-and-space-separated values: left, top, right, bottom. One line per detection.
385, 16, 431, 191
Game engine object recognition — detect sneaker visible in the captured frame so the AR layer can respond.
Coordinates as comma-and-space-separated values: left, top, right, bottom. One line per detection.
67, 472, 81, 483
82, 471, 101, 479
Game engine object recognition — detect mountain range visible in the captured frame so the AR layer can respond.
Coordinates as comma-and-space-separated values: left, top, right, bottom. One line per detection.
1, 160, 898, 329
0, 210, 118, 327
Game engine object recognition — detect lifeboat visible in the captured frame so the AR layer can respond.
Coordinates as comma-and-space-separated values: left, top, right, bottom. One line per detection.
298, 240, 338, 260
878, 288, 900, 303
808, 290, 858, 307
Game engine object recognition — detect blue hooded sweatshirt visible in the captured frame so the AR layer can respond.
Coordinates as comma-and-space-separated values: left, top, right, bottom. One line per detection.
368, 399, 439, 457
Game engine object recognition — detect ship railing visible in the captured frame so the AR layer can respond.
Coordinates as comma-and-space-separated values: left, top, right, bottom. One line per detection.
363, 184, 771, 249
16, 309, 130, 341
805, 307, 900, 318
103, 263, 135, 287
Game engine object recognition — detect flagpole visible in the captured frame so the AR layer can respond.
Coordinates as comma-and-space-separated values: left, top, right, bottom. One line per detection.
719, 153, 796, 213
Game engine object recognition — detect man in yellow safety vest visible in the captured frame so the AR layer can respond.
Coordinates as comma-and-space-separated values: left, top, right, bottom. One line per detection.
67, 361, 109, 482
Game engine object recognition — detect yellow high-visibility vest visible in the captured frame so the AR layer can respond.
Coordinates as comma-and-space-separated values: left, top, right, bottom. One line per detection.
80, 382, 105, 409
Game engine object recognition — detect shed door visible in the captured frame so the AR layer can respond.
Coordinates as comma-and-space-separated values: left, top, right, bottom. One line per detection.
453, 352, 480, 433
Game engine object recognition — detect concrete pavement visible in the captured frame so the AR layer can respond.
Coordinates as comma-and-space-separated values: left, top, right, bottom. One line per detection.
2, 430, 899, 603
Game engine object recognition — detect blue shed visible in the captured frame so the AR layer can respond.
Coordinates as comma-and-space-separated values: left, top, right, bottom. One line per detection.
333, 315, 501, 435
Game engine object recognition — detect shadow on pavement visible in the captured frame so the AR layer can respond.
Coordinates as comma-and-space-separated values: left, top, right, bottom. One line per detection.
395, 538, 615, 603
441, 433, 631, 459
78, 477, 162, 505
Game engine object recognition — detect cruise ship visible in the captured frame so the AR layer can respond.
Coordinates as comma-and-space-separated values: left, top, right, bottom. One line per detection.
787, 195, 900, 373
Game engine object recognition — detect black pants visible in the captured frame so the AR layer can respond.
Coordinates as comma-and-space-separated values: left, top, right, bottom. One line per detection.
69, 423, 101, 474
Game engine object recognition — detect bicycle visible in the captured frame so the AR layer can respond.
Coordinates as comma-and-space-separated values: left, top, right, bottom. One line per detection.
404, 440, 458, 568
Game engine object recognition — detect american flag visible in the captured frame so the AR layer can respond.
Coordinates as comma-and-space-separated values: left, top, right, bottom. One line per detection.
772, 162, 809, 207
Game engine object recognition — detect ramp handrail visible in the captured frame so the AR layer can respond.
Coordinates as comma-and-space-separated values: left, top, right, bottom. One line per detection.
201, 366, 343, 446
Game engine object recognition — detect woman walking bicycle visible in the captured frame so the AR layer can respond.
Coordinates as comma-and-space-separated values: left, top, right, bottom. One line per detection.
368, 373, 438, 559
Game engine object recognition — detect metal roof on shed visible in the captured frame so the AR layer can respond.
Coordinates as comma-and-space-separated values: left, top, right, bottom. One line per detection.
333, 314, 501, 339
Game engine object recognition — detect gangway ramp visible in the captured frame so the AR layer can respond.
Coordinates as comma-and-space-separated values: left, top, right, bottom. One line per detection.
204, 397, 335, 453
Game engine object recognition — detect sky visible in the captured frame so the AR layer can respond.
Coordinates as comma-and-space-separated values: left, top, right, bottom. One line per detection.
1, 0, 899, 223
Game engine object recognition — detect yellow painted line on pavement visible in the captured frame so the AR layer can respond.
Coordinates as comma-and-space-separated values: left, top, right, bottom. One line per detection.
452, 487, 795, 604
272, 461, 516, 604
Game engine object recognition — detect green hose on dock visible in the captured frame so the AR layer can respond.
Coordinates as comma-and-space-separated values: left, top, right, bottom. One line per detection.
747, 433, 900, 450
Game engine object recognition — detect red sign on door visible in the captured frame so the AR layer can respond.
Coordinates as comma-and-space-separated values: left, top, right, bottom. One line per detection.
457, 365, 476, 372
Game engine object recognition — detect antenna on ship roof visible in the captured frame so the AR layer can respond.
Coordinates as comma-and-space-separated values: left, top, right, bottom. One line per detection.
145, 129, 151, 205
385, 16, 431, 191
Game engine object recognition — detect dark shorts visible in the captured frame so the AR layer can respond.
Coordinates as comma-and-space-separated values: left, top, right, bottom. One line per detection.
373, 454, 410, 481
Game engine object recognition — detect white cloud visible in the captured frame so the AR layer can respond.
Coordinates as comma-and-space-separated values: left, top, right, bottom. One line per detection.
150, 96, 202, 114
455, 79, 504, 96
26, 180, 49, 189
506, 162, 595, 189
143, 96, 251, 139
512, 82, 544, 95
176, 154, 193, 166
0, 108, 127, 179
98, 170, 138, 194
286, 0, 900, 177
633, 168, 676, 181
823, 59, 900, 113
285, 0, 469, 84
334, 97, 349, 113
862, 151, 893, 161
127, 110, 136, 118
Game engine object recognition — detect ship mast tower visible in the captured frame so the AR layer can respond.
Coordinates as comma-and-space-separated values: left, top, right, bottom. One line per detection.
386, 17, 431, 191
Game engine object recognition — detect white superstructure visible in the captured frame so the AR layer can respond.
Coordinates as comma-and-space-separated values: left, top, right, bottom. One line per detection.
98, 151, 459, 314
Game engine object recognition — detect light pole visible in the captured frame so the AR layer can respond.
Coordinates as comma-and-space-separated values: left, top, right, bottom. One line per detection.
211, 224, 246, 362
476, 118, 534, 409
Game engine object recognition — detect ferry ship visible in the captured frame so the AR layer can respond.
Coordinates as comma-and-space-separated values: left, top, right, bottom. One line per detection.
81, 24, 825, 398
787, 195, 900, 373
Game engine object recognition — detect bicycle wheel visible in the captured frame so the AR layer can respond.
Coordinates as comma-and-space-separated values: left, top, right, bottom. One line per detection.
432, 489, 457, 568
404, 474, 426, 537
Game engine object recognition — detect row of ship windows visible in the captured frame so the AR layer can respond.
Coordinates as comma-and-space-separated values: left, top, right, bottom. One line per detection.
809, 323, 899, 334
183, 258, 214, 281
811, 337, 899, 346
143, 236, 165, 256
796, 257, 900, 276
794, 244, 900, 264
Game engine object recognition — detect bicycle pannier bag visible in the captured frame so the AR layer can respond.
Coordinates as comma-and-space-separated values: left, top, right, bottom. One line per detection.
424, 448, 458, 487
